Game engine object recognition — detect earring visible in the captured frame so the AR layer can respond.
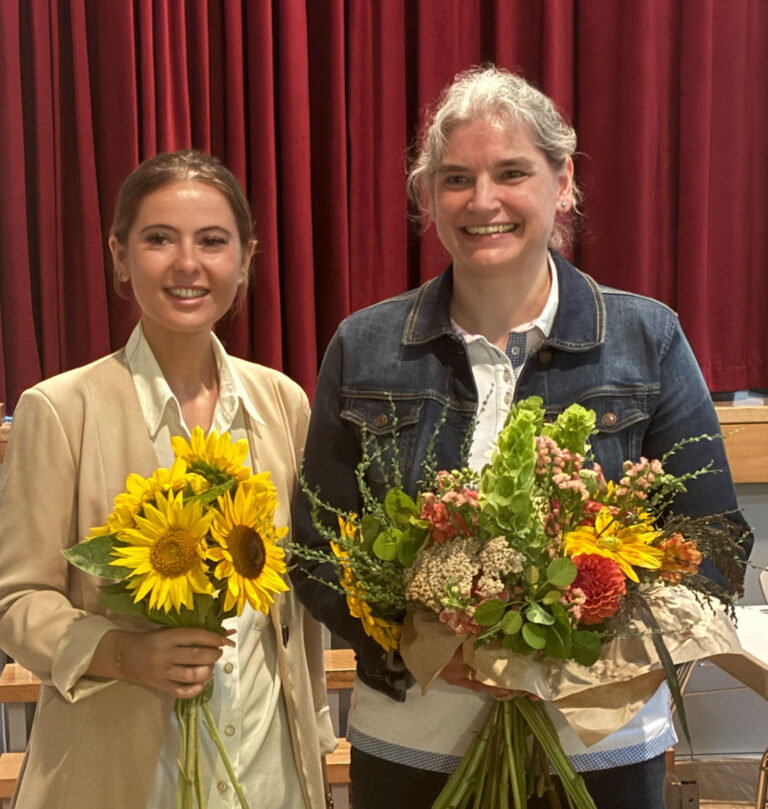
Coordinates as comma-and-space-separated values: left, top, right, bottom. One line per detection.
560, 200, 568, 209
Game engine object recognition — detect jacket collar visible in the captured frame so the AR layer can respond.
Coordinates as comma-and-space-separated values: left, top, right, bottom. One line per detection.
401, 250, 606, 352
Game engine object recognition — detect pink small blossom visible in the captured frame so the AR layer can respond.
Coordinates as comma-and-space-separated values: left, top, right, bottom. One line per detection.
439, 608, 483, 635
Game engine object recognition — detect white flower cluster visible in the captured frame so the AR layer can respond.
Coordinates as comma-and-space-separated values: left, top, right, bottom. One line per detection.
404, 535, 525, 611
476, 536, 525, 598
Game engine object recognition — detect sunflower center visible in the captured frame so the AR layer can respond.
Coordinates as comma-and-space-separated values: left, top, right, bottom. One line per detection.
228, 525, 267, 578
149, 528, 199, 577
597, 535, 622, 552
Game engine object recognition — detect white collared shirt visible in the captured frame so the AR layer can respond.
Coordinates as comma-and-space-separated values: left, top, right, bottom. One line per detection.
455, 255, 559, 470
124, 324, 305, 809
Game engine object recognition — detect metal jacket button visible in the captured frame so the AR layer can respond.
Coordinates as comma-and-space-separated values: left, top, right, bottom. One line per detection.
538, 349, 553, 366
373, 413, 389, 428
601, 412, 618, 427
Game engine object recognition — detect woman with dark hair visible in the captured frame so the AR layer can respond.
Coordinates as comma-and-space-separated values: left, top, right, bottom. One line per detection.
292, 66, 750, 809
0, 151, 335, 809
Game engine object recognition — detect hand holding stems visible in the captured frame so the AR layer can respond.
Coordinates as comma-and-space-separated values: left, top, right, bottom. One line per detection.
88, 627, 236, 699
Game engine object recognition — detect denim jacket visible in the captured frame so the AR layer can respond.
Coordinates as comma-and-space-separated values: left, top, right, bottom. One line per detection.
292, 251, 751, 698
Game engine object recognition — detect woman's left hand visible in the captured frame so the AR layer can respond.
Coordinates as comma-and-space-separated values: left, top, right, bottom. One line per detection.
438, 648, 516, 698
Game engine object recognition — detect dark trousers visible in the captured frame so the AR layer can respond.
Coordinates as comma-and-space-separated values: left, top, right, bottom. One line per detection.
349, 746, 667, 809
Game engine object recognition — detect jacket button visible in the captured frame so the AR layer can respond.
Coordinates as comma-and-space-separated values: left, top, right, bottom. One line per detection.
282, 624, 290, 646
373, 413, 389, 428
538, 349, 553, 366
601, 412, 618, 427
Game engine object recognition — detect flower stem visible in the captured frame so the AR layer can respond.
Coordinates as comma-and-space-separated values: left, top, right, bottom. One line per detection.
175, 698, 194, 809
514, 699, 595, 809
432, 702, 499, 809
201, 702, 251, 809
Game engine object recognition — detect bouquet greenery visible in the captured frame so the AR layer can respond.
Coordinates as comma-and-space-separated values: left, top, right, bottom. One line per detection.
297, 396, 745, 809
64, 427, 290, 809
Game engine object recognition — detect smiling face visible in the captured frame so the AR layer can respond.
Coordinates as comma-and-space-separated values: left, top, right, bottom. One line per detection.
110, 180, 254, 346
430, 118, 572, 282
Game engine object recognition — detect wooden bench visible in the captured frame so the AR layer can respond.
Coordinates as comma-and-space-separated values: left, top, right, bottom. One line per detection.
0, 648, 356, 799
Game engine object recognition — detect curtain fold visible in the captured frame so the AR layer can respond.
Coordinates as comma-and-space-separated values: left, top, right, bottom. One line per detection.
1, 0, 766, 409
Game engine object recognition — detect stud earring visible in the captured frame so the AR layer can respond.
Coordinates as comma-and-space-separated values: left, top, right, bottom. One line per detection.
560, 200, 568, 209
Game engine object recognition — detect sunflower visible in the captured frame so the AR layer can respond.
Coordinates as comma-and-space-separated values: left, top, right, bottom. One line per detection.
346, 589, 402, 652
209, 482, 289, 614
171, 426, 251, 481
111, 489, 215, 612
564, 506, 663, 582
331, 518, 401, 652
88, 459, 189, 539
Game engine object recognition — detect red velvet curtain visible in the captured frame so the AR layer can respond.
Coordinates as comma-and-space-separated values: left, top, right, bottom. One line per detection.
1, 0, 767, 409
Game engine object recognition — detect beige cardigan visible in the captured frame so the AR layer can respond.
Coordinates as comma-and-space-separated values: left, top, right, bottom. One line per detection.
0, 350, 335, 809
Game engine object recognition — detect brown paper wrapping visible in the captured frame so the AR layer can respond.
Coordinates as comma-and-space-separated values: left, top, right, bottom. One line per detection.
400, 587, 747, 746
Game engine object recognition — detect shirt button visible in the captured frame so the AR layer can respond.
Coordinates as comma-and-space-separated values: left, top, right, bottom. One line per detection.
223, 662, 234, 674
217, 781, 229, 793
503, 370, 512, 384
601, 412, 618, 427
504, 392, 512, 405
510, 346, 520, 356
224, 725, 235, 737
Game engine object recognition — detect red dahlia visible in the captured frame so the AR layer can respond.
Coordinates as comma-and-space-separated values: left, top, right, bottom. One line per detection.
572, 553, 627, 625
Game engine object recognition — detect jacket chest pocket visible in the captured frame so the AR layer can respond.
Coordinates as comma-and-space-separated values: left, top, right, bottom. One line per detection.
340, 396, 425, 496
556, 389, 653, 480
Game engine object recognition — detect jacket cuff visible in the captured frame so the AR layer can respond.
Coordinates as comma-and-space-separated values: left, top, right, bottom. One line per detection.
51, 614, 119, 702
356, 637, 415, 703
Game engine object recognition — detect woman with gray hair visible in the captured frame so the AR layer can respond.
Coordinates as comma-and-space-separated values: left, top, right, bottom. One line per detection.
293, 65, 748, 808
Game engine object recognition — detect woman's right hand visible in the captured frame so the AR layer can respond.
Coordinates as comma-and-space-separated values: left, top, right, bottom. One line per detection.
89, 628, 235, 699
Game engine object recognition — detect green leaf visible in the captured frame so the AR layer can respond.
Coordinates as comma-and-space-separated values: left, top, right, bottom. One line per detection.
474, 598, 507, 627
372, 529, 400, 561
188, 478, 235, 505
631, 594, 694, 751
542, 589, 563, 605
501, 632, 533, 654
522, 622, 547, 650
571, 630, 602, 666
383, 488, 418, 526
525, 602, 555, 625
396, 529, 427, 567
62, 536, 132, 579
99, 583, 146, 617
360, 514, 382, 551
360, 514, 384, 552
546, 557, 578, 589
543, 622, 572, 659
550, 601, 570, 624
500, 610, 523, 636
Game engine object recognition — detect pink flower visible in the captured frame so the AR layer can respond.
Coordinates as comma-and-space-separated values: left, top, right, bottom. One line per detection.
420, 494, 457, 543
572, 554, 627, 625
439, 608, 483, 635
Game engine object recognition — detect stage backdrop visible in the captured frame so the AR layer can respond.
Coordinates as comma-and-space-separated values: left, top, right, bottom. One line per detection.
1, 0, 767, 407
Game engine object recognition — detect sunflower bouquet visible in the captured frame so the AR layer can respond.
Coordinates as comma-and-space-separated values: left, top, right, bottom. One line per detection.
64, 427, 289, 809
297, 396, 747, 809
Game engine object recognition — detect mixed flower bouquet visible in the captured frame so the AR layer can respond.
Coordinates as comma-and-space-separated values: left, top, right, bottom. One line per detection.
64, 427, 290, 809
297, 396, 746, 809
